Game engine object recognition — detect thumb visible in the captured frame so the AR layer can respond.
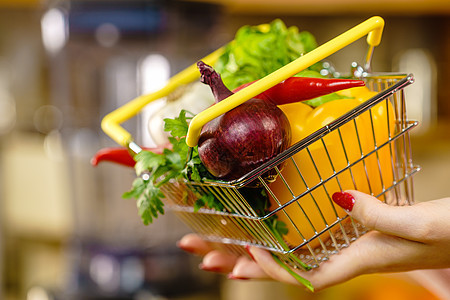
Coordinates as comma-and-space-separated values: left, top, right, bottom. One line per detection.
332, 190, 421, 241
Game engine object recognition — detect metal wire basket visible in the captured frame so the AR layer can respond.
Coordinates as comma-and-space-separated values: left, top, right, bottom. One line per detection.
101, 16, 420, 270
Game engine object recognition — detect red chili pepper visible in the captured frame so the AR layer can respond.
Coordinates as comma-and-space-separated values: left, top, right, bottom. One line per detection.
91, 144, 170, 168
233, 77, 365, 105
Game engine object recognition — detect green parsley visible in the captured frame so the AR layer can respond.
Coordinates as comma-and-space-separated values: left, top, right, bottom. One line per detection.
123, 110, 222, 224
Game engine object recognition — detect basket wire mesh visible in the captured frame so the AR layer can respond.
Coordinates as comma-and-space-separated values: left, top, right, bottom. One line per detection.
159, 74, 419, 269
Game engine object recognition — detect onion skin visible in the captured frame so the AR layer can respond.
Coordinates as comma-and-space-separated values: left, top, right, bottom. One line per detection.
197, 61, 291, 181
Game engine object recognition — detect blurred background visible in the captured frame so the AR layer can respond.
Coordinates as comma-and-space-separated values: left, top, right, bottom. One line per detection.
1, 0, 450, 299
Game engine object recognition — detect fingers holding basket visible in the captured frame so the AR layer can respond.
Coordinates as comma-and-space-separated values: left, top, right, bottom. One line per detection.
228, 255, 269, 280
243, 244, 369, 292
240, 232, 430, 292
235, 194, 450, 291
177, 233, 215, 256
332, 190, 431, 242
178, 234, 272, 278
245, 246, 309, 286
177, 233, 241, 273
200, 250, 240, 273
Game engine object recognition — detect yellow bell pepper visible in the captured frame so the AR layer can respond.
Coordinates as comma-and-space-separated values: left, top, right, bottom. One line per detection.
269, 86, 395, 248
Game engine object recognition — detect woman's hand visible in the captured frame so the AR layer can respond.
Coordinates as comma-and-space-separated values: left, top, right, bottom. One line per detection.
177, 191, 450, 292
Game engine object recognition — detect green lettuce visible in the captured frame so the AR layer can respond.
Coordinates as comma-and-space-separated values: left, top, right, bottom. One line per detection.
214, 19, 320, 91
214, 19, 349, 107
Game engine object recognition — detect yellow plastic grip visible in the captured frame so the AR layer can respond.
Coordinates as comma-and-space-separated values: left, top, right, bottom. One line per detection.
101, 46, 225, 147
185, 16, 384, 147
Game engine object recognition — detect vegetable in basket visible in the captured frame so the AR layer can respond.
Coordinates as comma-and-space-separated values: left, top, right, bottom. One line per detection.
91, 144, 169, 167
214, 19, 354, 107
93, 69, 371, 228
197, 61, 365, 181
91, 72, 364, 169
214, 19, 320, 91
121, 110, 213, 224
196, 61, 292, 180
233, 77, 365, 106
269, 86, 396, 248
119, 61, 360, 224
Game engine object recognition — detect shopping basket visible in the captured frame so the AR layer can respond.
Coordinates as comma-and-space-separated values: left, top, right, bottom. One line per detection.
101, 16, 420, 271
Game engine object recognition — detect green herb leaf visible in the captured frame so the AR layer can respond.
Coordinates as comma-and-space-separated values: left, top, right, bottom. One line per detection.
122, 177, 146, 199
124, 109, 217, 224
215, 19, 320, 90
163, 110, 190, 138
274, 218, 289, 236
202, 193, 218, 210
134, 151, 166, 177
271, 254, 314, 292
137, 182, 165, 225
193, 198, 205, 212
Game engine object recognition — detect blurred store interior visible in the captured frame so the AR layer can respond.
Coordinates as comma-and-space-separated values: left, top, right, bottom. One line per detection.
1, 0, 450, 299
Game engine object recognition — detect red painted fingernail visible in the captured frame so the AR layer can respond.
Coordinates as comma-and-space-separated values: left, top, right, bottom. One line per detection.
332, 192, 355, 212
228, 273, 250, 280
245, 245, 255, 261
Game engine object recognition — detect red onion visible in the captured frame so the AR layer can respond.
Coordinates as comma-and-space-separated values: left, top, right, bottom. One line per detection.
197, 61, 291, 181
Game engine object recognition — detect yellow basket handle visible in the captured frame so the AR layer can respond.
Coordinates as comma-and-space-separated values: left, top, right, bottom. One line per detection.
101, 46, 226, 148
102, 16, 384, 149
